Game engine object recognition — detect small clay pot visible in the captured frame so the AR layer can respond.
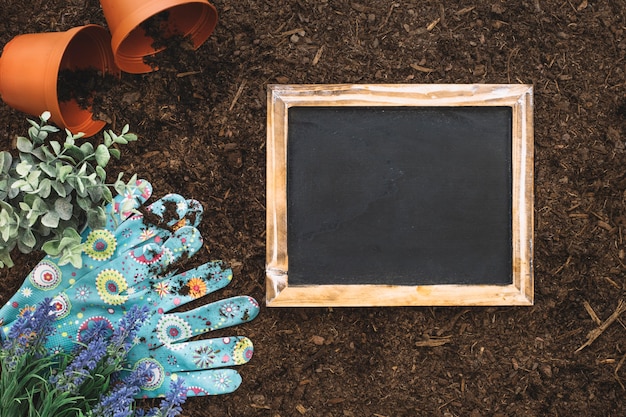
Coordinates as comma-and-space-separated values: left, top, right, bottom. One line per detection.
100, 0, 218, 74
0, 25, 119, 137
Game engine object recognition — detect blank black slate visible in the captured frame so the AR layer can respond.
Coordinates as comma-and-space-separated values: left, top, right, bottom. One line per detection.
286, 106, 513, 286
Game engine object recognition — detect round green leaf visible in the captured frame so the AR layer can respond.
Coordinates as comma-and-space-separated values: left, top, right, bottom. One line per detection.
20, 227, 37, 249
0, 151, 12, 173
15, 160, 33, 177
95, 144, 111, 167
16, 136, 33, 153
95, 165, 107, 181
41, 210, 60, 228
54, 197, 73, 220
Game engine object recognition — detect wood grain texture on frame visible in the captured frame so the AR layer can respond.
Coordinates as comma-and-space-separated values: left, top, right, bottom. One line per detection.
266, 84, 534, 307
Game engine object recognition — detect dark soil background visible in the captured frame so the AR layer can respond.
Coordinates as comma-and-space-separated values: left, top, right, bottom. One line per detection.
1, 0, 626, 416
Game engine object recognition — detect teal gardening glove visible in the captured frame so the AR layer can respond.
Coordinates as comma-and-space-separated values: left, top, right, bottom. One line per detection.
0, 182, 259, 397
0, 179, 205, 330
122, 261, 259, 397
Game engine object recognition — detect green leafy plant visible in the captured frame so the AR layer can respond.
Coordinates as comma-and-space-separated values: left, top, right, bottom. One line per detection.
0, 112, 141, 268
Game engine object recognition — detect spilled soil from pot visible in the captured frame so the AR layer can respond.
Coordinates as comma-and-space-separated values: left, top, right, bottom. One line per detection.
57, 68, 120, 123
2, 1, 626, 416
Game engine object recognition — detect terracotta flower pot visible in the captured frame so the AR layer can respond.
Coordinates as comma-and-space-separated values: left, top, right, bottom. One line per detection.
0, 25, 119, 137
100, 0, 218, 74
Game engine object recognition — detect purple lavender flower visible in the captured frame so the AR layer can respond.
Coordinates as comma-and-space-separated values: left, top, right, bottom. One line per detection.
157, 378, 187, 417
124, 359, 156, 389
134, 378, 187, 417
110, 305, 149, 350
90, 360, 155, 417
90, 383, 138, 417
5, 298, 56, 344
103, 305, 149, 367
1, 298, 56, 369
78, 318, 112, 347
52, 336, 108, 393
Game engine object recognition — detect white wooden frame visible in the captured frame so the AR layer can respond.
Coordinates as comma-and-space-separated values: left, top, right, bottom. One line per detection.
266, 84, 534, 307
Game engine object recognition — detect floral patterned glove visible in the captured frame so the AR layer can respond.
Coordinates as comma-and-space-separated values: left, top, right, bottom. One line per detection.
125, 262, 259, 397
0, 180, 202, 329
0, 186, 259, 398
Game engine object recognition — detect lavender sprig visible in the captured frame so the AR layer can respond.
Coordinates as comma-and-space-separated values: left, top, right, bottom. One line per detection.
107, 305, 150, 366
88, 361, 155, 417
156, 378, 187, 417
50, 336, 108, 394
2, 297, 56, 369
135, 378, 187, 417
0, 299, 61, 417
79, 318, 113, 346
112, 305, 150, 348
74, 306, 152, 413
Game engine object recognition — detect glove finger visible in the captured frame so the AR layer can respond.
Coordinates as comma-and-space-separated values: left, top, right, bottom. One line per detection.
142, 196, 203, 230
147, 296, 259, 349
132, 366, 243, 398
131, 336, 253, 372
178, 199, 203, 228
101, 193, 189, 258
179, 369, 242, 396
100, 179, 153, 233
136, 261, 233, 311
144, 197, 203, 234
124, 225, 204, 285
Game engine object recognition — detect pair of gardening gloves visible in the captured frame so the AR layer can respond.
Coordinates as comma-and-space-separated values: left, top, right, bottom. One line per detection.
0, 179, 259, 397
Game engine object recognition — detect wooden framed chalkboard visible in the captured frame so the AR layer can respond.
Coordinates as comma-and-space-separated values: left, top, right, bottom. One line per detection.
266, 84, 533, 307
